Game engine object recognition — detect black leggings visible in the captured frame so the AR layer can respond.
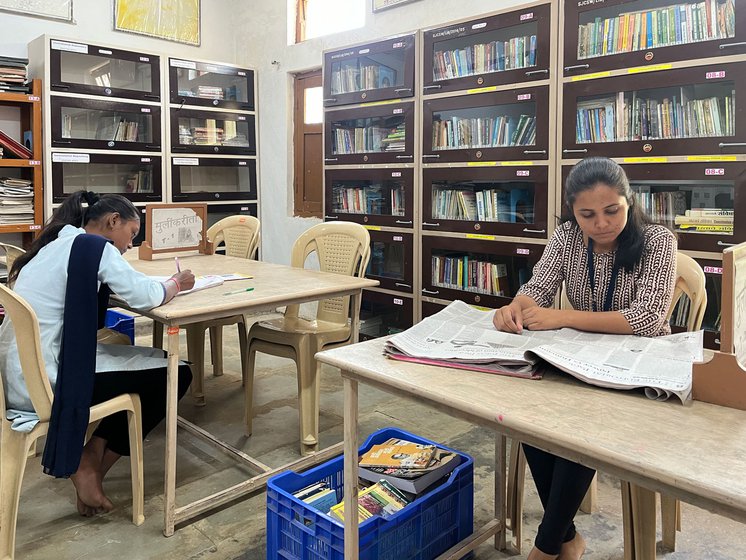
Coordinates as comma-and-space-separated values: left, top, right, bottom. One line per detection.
523, 444, 597, 555
91, 364, 193, 456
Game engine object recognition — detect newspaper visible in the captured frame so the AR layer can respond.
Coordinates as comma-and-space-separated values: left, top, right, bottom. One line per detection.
384, 300, 704, 403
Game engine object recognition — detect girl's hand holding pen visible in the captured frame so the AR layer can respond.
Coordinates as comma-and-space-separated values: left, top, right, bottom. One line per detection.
170, 270, 196, 292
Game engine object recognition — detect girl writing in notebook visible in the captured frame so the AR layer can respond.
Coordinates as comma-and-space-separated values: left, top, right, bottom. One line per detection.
0, 191, 195, 517
493, 157, 677, 560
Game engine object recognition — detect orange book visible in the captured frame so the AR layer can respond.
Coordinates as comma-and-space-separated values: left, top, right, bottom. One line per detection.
359, 438, 436, 469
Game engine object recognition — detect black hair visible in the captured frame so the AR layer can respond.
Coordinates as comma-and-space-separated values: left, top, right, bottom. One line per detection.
562, 157, 651, 272
9, 191, 139, 284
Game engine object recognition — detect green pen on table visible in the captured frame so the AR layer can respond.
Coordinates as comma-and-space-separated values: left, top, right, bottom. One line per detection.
223, 287, 255, 296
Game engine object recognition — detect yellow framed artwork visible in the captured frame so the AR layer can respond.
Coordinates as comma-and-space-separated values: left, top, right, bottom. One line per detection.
114, 0, 200, 46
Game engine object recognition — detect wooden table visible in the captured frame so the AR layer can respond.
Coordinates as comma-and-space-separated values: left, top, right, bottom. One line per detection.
315, 337, 746, 560
119, 252, 378, 535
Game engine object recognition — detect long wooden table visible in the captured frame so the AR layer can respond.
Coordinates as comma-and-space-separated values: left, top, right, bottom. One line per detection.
119, 252, 378, 535
315, 337, 746, 560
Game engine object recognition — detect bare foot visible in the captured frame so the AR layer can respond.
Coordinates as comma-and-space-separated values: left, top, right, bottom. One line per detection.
527, 546, 559, 560
559, 532, 586, 560
70, 442, 114, 517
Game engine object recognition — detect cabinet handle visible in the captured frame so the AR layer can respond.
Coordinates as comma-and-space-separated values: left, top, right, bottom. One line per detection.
54, 140, 72, 144
525, 69, 548, 76
394, 88, 412, 94
714, 338, 721, 345
719, 142, 746, 148
563, 149, 588, 154
145, 194, 160, 199
395, 220, 413, 225
324, 215, 339, 220
522, 228, 546, 233
395, 282, 412, 289
143, 94, 160, 101
172, 194, 188, 199
395, 155, 413, 159
172, 146, 187, 152
523, 149, 546, 155
423, 85, 442, 91
422, 154, 440, 159
564, 64, 590, 71
719, 41, 746, 49
718, 240, 736, 246
324, 157, 339, 162
422, 222, 440, 227
240, 104, 252, 110
324, 97, 337, 103
422, 288, 440, 295
51, 84, 70, 90
145, 144, 161, 150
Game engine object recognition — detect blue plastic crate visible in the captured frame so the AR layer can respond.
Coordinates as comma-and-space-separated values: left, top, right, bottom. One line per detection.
104, 309, 135, 344
267, 428, 474, 560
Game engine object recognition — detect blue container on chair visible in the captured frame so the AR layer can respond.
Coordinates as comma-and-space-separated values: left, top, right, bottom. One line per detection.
104, 309, 135, 344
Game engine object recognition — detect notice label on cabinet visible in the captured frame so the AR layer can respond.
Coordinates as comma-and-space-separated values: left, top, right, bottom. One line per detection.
571, 71, 610, 81
516, 248, 531, 255
704, 266, 723, 274
52, 153, 89, 163
467, 85, 498, 94
98, 49, 112, 55
471, 22, 487, 30
170, 59, 197, 69
466, 233, 496, 240
705, 168, 726, 175
140, 107, 151, 113
29, 224, 41, 230
393, 298, 404, 306
173, 158, 199, 166
140, 158, 152, 163
393, 235, 403, 241
627, 63, 672, 74
517, 93, 531, 100
51, 40, 88, 53
687, 155, 737, 162
391, 171, 402, 177
358, 48, 370, 54
520, 12, 534, 20
516, 170, 530, 176
706, 71, 726, 79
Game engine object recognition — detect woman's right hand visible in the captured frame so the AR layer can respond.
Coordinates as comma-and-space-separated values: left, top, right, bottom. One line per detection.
171, 270, 196, 292
493, 301, 524, 334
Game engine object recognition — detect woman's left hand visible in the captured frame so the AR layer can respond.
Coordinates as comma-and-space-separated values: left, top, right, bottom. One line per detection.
522, 307, 567, 331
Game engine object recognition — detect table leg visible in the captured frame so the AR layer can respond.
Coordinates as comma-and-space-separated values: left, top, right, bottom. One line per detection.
163, 325, 181, 537
350, 291, 361, 343
630, 483, 657, 560
343, 375, 359, 559
495, 434, 507, 551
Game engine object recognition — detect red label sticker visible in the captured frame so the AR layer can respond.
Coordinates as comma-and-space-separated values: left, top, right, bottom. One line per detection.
516, 170, 530, 176
520, 12, 534, 20
705, 168, 725, 175
706, 71, 725, 79
704, 266, 723, 274
516, 248, 530, 255
517, 93, 531, 100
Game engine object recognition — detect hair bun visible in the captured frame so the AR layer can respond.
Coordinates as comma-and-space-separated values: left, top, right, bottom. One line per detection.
83, 191, 100, 206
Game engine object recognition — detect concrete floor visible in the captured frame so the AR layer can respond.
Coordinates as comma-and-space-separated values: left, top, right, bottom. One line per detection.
12, 319, 746, 559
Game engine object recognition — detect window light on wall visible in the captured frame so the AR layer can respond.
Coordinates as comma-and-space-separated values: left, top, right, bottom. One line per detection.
298, 0, 365, 42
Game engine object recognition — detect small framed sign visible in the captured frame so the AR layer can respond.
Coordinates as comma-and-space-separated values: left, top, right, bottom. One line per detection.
138, 203, 212, 260
372, 0, 420, 13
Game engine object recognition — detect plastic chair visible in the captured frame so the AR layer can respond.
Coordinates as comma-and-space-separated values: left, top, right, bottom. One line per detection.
153, 215, 261, 405
0, 243, 25, 288
244, 222, 370, 455
621, 251, 707, 554
0, 283, 144, 560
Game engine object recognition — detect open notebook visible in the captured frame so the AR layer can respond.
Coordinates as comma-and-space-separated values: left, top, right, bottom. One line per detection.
149, 275, 224, 296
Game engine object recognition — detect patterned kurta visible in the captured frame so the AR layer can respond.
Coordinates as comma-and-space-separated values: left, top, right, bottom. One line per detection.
517, 221, 677, 337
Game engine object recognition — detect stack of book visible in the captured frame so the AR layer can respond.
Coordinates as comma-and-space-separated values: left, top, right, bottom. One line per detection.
674, 208, 734, 233
0, 56, 28, 93
432, 254, 508, 296
380, 123, 406, 152
328, 480, 410, 522
0, 177, 33, 224
433, 34, 537, 81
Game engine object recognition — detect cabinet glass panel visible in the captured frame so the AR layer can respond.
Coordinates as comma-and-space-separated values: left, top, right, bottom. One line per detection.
423, 4, 551, 94
51, 153, 161, 203
51, 97, 160, 151
701, 259, 723, 350
366, 231, 413, 293
423, 86, 548, 163
171, 109, 255, 155
325, 168, 413, 227
172, 158, 257, 202
563, 0, 745, 76
423, 166, 548, 238
563, 62, 745, 158
169, 59, 254, 111
359, 290, 414, 341
323, 34, 415, 107
50, 40, 160, 101
325, 102, 414, 164
422, 236, 540, 307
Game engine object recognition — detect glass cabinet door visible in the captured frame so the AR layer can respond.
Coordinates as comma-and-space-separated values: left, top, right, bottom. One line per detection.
423, 86, 549, 163
563, 0, 745, 77
51, 153, 161, 203
170, 109, 256, 155
422, 235, 540, 308
423, 3, 552, 94
325, 102, 414, 164
50, 40, 160, 101
366, 231, 414, 293
51, 97, 160, 151
325, 168, 414, 227
169, 58, 254, 111
171, 158, 257, 201
323, 34, 415, 107
359, 290, 414, 341
562, 62, 745, 158
423, 165, 548, 238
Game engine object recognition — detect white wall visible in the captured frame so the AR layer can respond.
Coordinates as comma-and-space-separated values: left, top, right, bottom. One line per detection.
234, 0, 520, 265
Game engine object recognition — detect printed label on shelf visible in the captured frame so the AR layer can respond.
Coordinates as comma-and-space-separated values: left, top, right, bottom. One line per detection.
141, 107, 151, 113
516, 170, 530, 176
170, 59, 197, 69
467, 161, 498, 167
467, 85, 498, 94
238, 71, 246, 76
472, 22, 487, 29
139, 57, 150, 62
517, 93, 531, 100
391, 171, 402, 177
623, 157, 668, 163
516, 248, 531, 255
29, 224, 41, 230
360, 99, 403, 107
392, 41, 406, 49
520, 12, 534, 20
358, 48, 370, 54
140, 158, 152, 163
466, 233, 496, 240
704, 266, 723, 274
393, 235, 403, 241
238, 115, 247, 120
173, 157, 199, 166
706, 71, 726, 79
28, 160, 40, 166
393, 298, 404, 305
98, 49, 112, 55
27, 95, 40, 101
52, 153, 89, 163
500, 161, 534, 166
571, 71, 611, 81
364, 225, 382, 231
627, 63, 672, 74
51, 40, 88, 53
393, 108, 403, 114
686, 155, 737, 162
705, 168, 726, 175
238, 161, 248, 165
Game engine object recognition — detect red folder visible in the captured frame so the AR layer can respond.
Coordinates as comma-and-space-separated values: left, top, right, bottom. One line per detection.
0, 129, 32, 159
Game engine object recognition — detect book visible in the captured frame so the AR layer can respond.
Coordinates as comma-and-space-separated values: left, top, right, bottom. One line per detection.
677, 223, 734, 233
359, 438, 436, 469
358, 447, 461, 494
329, 480, 410, 522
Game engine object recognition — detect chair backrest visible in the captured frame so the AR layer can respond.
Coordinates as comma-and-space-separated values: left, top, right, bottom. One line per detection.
207, 215, 260, 260
286, 222, 371, 325
667, 252, 707, 332
0, 243, 25, 281
0, 284, 54, 422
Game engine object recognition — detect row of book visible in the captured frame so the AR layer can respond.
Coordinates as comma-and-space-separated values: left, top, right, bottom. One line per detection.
576, 90, 735, 144
124, 171, 153, 194
330, 62, 397, 94
0, 56, 29, 93
77, 115, 148, 142
577, 0, 736, 60
332, 123, 406, 154
432, 186, 532, 223
433, 34, 538, 81
368, 243, 405, 278
432, 255, 508, 296
634, 190, 688, 229
331, 185, 405, 216
0, 177, 33, 224
432, 114, 536, 150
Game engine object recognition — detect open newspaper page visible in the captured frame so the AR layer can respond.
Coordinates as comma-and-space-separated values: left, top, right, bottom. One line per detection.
384, 300, 704, 403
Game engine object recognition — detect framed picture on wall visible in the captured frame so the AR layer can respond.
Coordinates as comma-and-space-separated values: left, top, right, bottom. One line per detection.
114, 0, 200, 46
0, 0, 72, 21
372, 0, 420, 12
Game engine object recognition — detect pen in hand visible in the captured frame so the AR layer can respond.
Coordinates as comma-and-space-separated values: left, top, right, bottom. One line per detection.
175, 257, 181, 273
223, 287, 255, 296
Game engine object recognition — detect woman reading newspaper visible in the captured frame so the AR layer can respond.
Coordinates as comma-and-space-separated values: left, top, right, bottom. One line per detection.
493, 157, 677, 560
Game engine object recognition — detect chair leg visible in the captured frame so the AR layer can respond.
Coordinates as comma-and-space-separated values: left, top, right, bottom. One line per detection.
244, 343, 258, 437
506, 440, 525, 553
580, 473, 598, 513
660, 493, 679, 551
237, 320, 249, 387
209, 326, 224, 377
126, 396, 145, 526
185, 323, 206, 406
296, 342, 321, 456
0, 431, 33, 560
152, 321, 164, 350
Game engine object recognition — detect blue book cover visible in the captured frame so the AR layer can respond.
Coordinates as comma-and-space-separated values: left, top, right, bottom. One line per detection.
646, 11, 653, 47
674, 5, 682, 43
497, 41, 505, 71
529, 35, 537, 66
